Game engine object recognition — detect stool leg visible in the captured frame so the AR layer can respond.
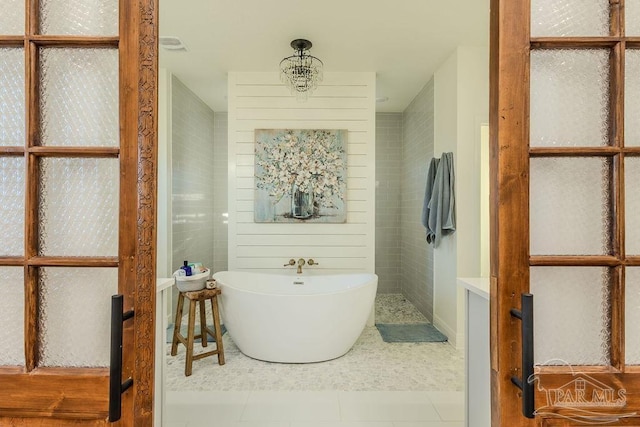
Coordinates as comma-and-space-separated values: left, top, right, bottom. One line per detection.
199, 298, 208, 348
185, 298, 197, 376
171, 292, 185, 356
210, 294, 225, 365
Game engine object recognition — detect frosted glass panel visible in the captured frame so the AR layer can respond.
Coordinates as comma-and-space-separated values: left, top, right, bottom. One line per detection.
627, 158, 640, 255
0, 48, 25, 147
628, 2, 640, 36
0, 157, 25, 256
40, 0, 118, 36
626, 268, 640, 364
39, 158, 119, 256
0, 0, 25, 35
530, 50, 609, 147
530, 157, 612, 255
626, 50, 640, 147
40, 48, 118, 147
531, 0, 609, 37
39, 268, 117, 367
0, 267, 24, 366
532, 267, 610, 366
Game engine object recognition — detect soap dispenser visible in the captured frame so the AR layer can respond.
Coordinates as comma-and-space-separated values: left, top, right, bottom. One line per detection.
181, 260, 192, 276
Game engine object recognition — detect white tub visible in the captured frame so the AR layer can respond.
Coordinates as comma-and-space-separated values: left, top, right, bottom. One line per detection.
212, 270, 378, 363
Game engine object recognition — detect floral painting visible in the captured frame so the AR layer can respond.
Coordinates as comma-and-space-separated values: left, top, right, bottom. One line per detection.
254, 129, 347, 223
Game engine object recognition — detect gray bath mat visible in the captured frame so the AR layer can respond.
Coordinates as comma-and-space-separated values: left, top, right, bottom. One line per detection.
167, 323, 226, 343
375, 323, 448, 343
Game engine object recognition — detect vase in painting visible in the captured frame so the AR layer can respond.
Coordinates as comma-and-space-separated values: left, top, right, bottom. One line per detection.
291, 184, 314, 219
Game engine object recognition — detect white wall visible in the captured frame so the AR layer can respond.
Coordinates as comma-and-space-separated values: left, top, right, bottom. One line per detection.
434, 52, 460, 346
227, 72, 376, 273
433, 46, 489, 349
158, 69, 173, 326
157, 68, 172, 278
480, 124, 490, 278
456, 46, 489, 277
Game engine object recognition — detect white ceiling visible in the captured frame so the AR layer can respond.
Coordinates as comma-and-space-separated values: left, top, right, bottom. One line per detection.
159, 0, 489, 113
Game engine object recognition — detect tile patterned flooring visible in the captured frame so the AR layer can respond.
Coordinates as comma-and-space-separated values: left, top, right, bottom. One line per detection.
164, 294, 465, 426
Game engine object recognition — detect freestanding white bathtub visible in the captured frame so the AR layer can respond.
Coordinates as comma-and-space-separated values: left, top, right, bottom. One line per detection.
212, 270, 378, 363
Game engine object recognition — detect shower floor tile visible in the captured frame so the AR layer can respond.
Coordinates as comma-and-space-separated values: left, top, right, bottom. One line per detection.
375, 294, 431, 324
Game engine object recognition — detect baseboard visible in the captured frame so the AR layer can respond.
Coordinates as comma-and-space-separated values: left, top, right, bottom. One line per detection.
433, 314, 464, 351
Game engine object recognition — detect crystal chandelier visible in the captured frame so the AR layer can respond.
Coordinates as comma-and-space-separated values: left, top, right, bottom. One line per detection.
279, 39, 323, 101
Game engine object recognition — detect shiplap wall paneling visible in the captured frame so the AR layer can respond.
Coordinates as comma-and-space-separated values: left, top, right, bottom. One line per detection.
228, 72, 376, 273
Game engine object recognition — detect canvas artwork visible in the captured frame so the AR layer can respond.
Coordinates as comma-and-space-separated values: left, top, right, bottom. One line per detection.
254, 129, 347, 223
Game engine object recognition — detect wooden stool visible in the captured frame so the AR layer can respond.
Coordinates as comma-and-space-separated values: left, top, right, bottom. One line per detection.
171, 287, 225, 376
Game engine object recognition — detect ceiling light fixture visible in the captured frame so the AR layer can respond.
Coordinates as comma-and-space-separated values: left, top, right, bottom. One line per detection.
279, 39, 323, 101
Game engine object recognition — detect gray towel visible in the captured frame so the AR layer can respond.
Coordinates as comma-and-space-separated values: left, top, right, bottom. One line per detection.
422, 157, 439, 242
422, 152, 456, 247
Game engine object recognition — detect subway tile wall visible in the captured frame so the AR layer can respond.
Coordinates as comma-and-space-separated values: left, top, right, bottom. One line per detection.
171, 76, 216, 274
400, 79, 435, 321
375, 113, 402, 293
213, 112, 228, 274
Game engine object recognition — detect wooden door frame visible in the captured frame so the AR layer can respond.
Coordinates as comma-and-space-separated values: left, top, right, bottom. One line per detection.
489, 0, 532, 424
118, 0, 159, 425
0, 0, 158, 425
490, 0, 640, 425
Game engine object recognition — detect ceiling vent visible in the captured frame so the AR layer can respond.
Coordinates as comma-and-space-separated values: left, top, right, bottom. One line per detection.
159, 36, 187, 51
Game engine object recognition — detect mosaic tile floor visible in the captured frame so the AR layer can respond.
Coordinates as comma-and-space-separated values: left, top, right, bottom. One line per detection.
164, 294, 464, 392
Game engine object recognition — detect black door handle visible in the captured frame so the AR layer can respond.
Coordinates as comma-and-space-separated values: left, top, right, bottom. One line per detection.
109, 294, 135, 422
510, 293, 534, 418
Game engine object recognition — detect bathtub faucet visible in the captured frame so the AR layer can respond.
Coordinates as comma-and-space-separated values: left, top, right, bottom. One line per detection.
283, 258, 304, 274
297, 258, 306, 274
